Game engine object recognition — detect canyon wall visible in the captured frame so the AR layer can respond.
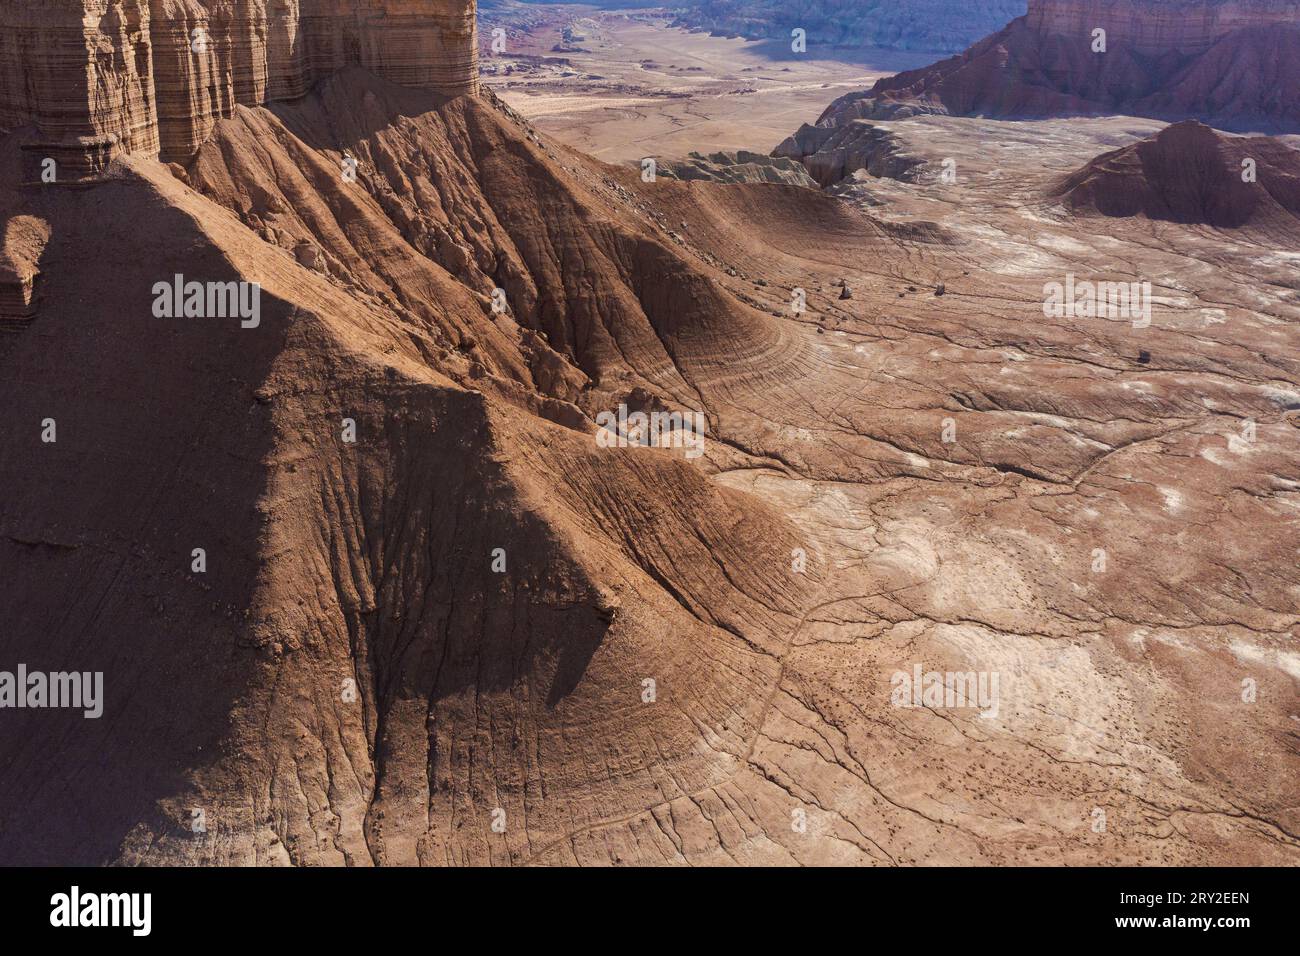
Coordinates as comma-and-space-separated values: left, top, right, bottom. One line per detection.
0, 2, 161, 178
1027, 0, 1300, 55
0, 0, 479, 179
809, 0, 1300, 130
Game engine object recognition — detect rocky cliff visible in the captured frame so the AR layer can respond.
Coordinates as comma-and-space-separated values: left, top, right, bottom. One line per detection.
812, 0, 1300, 130
773, 120, 926, 187
4, 22, 1300, 867
1026, 0, 1299, 54
0, 0, 479, 179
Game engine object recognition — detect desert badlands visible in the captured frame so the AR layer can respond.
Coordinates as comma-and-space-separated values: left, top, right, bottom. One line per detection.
0, 0, 1296, 880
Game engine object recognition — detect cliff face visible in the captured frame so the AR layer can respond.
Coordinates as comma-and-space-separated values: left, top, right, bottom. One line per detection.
0, 0, 479, 179
813, 0, 1300, 130
773, 120, 926, 187
1026, 0, 1300, 54
0, 2, 161, 179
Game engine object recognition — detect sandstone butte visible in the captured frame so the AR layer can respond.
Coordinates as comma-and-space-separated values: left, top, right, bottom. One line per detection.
1053, 119, 1300, 235
0, 0, 479, 180
1, 2, 1299, 867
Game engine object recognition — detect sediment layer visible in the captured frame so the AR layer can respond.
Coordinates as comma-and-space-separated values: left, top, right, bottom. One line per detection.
0, 1, 479, 178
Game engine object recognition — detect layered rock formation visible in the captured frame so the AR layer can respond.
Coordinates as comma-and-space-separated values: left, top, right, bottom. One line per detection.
1026, 0, 1299, 54
0, 2, 161, 179
659, 149, 819, 187
4, 68, 1299, 864
0, 68, 836, 864
1053, 120, 1300, 235
773, 120, 926, 187
669, 0, 1027, 55
815, 0, 1300, 130
0, 0, 478, 179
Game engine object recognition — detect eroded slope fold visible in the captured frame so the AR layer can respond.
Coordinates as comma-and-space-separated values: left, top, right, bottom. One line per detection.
0, 72, 832, 864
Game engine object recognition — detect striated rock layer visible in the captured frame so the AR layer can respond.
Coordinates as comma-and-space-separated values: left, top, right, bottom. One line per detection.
659, 150, 820, 188
773, 120, 927, 187
0, 1, 479, 179
815, 0, 1300, 131
0, 1, 161, 179
1026, 0, 1300, 54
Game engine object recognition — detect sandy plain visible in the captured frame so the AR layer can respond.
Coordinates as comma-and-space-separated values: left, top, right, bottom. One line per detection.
480, 4, 931, 162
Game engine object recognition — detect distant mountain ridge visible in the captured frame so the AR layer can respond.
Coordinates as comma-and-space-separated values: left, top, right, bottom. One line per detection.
813, 0, 1300, 130
669, 0, 1028, 54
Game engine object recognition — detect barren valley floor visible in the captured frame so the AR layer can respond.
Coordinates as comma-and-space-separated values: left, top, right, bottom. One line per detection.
481, 5, 931, 161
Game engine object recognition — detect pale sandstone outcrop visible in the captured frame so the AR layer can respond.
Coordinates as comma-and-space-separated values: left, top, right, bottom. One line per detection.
773, 121, 926, 187
0, 0, 479, 179
659, 150, 820, 188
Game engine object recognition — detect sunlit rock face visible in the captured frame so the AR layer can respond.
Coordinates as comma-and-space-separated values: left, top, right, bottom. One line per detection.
1027, 0, 1300, 54
0, 0, 479, 178
0, 2, 161, 179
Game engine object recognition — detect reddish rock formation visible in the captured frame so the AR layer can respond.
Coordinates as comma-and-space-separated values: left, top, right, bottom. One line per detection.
0, 2, 160, 180
0, 215, 49, 325
817, 0, 1300, 130
773, 120, 926, 187
0, 0, 479, 179
1054, 120, 1300, 235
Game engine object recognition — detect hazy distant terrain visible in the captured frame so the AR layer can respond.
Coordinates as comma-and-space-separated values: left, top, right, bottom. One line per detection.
677, 0, 1027, 53
491, 0, 1026, 53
